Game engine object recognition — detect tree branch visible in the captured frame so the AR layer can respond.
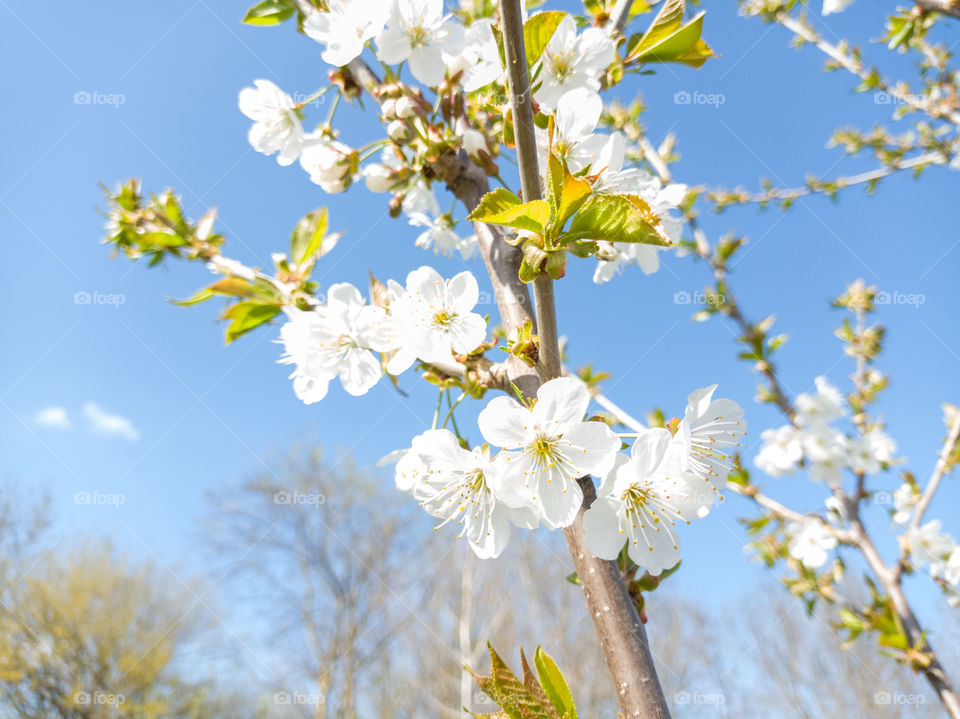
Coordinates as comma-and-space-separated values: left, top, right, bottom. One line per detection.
915, 0, 960, 18
499, 1, 672, 716
909, 409, 960, 533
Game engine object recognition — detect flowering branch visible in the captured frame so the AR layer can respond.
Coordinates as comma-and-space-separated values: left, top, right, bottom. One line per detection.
909, 410, 960, 535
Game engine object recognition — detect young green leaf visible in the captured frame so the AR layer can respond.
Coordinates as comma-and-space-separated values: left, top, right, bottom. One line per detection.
564, 194, 671, 246
523, 11, 566, 68
534, 647, 578, 719
221, 302, 282, 343
625, 0, 713, 67
242, 0, 297, 25
291, 207, 329, 266
467, 188, 551, 235
546, 153, 592, 237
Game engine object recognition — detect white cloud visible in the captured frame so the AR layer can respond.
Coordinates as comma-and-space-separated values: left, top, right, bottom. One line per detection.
83, 402, 140, 441
34, 406, 71, 429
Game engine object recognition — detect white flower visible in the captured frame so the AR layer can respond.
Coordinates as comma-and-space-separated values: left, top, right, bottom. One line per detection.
943, 548, 960, 586
674, 385, 746, 495
376, 0, 463, 87
537, 88, 609, 173
754, 425, 803, 476
847, 428, 896, 475
825, 496, 848, 526
532, 15, 615, 112
278, 284, 389, 403
377, 446, 427, 492
822, 0, 855, 15
908, 520, 956, 572
238, 80, 304, 166
299, 133, 355, 193
583, 428, 709, 574
364, 146, 406, 193
387, 266, 487, 372
787, 518, 837, 569
303, 0, 388, 66
446, 19, 502, 92
892, 482, 919, 525
801, 426, 848, 486
795, 376, 844, 427
477, 377, 621, 529
402, 179, 440, 216
409, 429, 537, 558
206, 255, 256, 282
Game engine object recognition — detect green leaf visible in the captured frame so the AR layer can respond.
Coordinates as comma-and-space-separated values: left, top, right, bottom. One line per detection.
546, 153, 592, 237
625, 0, 713, 67
172, 287, 215, 306
523, 11, 566, 68
221, 302, 281, 343
242, 0, 296, 25
534, 647, 577, 719
563, 194, 671, 246
467, 188, 551, 235
291, 207, 329, 266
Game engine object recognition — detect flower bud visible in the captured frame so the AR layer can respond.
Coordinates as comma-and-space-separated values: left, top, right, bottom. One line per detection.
380, 98, 398, 120
388, 119, 411, 143
364, 164, 394, 193
395, 96, 417, 119
461, 128, 487, 160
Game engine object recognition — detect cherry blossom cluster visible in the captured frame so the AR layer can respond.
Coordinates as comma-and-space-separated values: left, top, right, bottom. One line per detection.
278, 266, 486, 404
383, 381, 745, 568
754, 376, 896, 486
236, 0, 685, 278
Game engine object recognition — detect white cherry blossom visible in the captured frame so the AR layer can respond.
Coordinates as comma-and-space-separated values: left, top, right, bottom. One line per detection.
303, 0, 388, 67
583, 428, 710, 574
754, 425, 804, 476
532, 15, 615, 111
278, 283, 389, 403
674, 385, 746, 495
892, 482, 920, 525
445, 19, 502, 92
908, 520, 956, 572
409, 429, 537, 558
376, 0, 463, 87
238, 80, 304, 166
847, 428, 896, 475
795, 376, 845, 427
787, 518, 837, 569
299, 133, 355, 193
387, 266, 487, 371
822, 0, 855, 15
477, 377, 620, 529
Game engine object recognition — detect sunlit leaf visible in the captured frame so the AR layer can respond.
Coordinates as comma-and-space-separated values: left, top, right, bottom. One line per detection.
467, 188, 551, 235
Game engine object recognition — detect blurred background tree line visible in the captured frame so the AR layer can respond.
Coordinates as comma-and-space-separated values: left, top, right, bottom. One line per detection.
0, 446, 954, 718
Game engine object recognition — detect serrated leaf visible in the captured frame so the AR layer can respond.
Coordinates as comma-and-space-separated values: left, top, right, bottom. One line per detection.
467, 188, 551, 235
534, 648, 577, 719
523, 11, 566, 67
291, 207, 330, 266
242, 0, 296, 25
625, 0, 713, 67
563, 194, 670, 246
221, 302, 281, 343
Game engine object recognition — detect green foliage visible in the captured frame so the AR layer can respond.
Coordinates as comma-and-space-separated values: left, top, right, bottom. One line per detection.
469, 152, 671, 283
290, 207, 331, 266
625, 0, 713, 67
523, 11, 566, 68
242, 0, 298, 25
468, 644, 578, 719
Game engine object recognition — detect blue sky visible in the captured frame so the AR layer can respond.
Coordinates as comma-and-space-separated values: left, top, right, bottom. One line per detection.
1, 0, 958, 639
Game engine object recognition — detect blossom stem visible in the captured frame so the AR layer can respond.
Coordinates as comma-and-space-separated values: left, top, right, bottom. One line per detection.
908, 410, 960, 535
431, 388, 445, 430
